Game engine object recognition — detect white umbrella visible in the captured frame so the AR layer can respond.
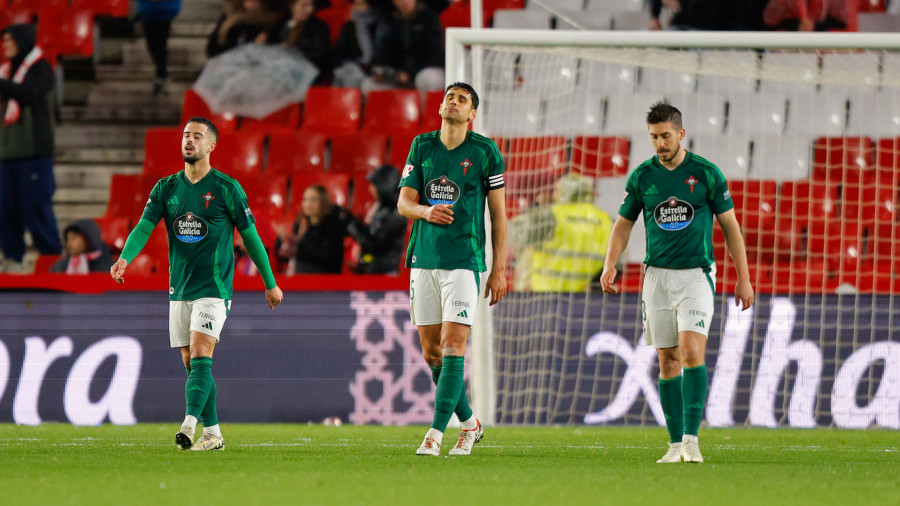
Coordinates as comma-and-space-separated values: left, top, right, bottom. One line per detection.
193, 43, 319, 119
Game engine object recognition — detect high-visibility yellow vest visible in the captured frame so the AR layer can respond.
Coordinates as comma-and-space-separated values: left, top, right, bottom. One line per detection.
530, 203, 612, 292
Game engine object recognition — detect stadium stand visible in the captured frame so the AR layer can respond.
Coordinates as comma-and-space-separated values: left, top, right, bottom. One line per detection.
299, 87, 362, 136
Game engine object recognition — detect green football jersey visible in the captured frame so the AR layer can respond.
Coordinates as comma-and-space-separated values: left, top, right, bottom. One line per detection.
619, 152, 733, 270
399, 131, 505, 272
140, 169, 255, 301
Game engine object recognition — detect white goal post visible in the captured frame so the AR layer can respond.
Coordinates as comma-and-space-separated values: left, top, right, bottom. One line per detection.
451, 29, 900, 429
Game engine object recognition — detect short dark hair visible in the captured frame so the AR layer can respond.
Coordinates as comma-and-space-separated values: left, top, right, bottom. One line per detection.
646, 100, 682, 129
185, 116, 219, 141
445, 82, 479, 110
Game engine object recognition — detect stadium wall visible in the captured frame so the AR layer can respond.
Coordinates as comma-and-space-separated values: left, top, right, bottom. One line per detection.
0, 290, 896, 428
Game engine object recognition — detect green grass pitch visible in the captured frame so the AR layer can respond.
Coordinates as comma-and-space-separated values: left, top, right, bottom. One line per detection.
1, 424, 897, 506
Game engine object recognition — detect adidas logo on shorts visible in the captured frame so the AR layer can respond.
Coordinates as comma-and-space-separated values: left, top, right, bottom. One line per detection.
202, 321, 214, 330
457, 310, 468, 318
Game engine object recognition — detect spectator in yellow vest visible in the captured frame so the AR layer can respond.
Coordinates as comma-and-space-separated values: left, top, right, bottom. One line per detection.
510, 173, 612, 292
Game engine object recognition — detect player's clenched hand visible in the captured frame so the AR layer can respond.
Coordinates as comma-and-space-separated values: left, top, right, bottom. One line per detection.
599, 266, 618, 293
110, 258, 128, 284
734, 279, 754, 311
266, 286, 284, 310
423, 204, 453, 225
484, 269, 507, 306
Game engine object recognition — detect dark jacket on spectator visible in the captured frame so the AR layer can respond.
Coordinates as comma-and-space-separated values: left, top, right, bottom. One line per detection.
294, 206, 347, 273
271, 15, 332, 77
346, 164, 407, 274
651, 0, 730, 30
0, 24, 55, 161
137, 0, 181, 22
333, 8, 379, 69
206, 10, 280, 58
50, 219, 115, 274
371, 3, 444, 77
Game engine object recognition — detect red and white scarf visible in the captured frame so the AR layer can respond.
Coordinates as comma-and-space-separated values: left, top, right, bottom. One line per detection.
0, 46, 44, 126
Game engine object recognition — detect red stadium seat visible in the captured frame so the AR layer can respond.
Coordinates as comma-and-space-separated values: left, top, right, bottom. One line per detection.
210, 130, 265, 176
362, 89, 421, 135
37, 8, 94, 58
33, 0, 70, 9
105, 174, 158, 225
440, 3, 471, 29
241, 175, 289, 218
181, 89, 238, 131
142, 221, 169, 258
729, 180, 777, 261
93, 216, 130, 254
421, 90, 444, 132
127, 253, 159, 277
771, 259, 836, 294
328, 134, 387, 174
875, 137, 900, 189
388, 133, 417, 170
240, 103, 301, 134
0, 7, 35, 29
34, 254, 61, 273
811, 136, 875, 184
299, 87, 361, 136
70, 0, 131, 17
484, 0, 525, 26
871, 221, 900, 262
143, 127, 185, 179
267, 132, 326, 176
502, 136, 568, 204
350, 174, 376, 218
571, 136, 631, 178
776, 181, 838, 223
288, 173, 351, 216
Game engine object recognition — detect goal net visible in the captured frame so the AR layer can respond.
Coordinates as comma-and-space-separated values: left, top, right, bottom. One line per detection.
448, 30, 900, 429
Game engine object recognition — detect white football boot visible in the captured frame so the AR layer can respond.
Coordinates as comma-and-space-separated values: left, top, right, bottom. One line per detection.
681, 435, 704, 463
656, 442, 683, 463
448, 419, 484, 456
415, 436, 441, 456
175, 424, 195, 451
190, 433, 226, 451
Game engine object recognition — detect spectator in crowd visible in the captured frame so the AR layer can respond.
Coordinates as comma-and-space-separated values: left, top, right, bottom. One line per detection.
369, 0, 447, 15
333, 0, 379, 87
763, 0, 856, 31
265, 0, 332, 82
280, 185, 349, 274
361, 0, 445, 95
0, 24, 62, 274
649, 0, 730, 30
137, 0, 181, 96
206, 0, 280, 58
50, 219, 115, 274
345, 164, 407, 274
509, 173, 612, 292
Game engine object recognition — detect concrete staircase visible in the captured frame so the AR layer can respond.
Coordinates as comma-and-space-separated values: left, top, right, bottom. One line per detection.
51, 0, 222, 236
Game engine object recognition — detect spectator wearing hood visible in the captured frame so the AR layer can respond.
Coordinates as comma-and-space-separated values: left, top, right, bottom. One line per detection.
50, 219, 116, 274
0, 24, 62, 274
346, 164, 407, 274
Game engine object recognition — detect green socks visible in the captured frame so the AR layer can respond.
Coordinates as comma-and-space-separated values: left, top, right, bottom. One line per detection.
430, 363, 474, 423
185, 363, 218, 427
682, 364, 708, 437
185, 357, 214, 419
658, 375, 684, 444
431, 356, 465, 432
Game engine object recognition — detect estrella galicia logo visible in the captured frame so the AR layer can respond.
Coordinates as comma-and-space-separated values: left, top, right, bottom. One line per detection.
654, 197, 694, 231
174, 211, 208, 243
425, 175, 460, 205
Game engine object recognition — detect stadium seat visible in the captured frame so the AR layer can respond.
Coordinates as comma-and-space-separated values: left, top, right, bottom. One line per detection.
143, 127, 185, 179
771, 259, 836, 294
544, 94, 603, 136
697, 51, 758, 95
483, 50, 518, 92
421, 90, 444, 132
611, 9, 651, 30
503, 136, 568, 202
480, 91, 543, 136
603, 92, 659, 135
240, 103, 301, 133
34, 254, 61, 273
210, 130, 265, 176
70, 0, 131, 17
362, 89, 421, 135
587, 0, 643, 12
242, 175, 289, 217
846, 91, 900, 137
555, 9, 611, 30
811, 136, 875, 183
483, 0, 525, 26
759, 52, 820, 93
93, 216, 130, 254
749, 136, 812, 181
37, 8, 94, 58
787, 91, 847, 137
858, 12, 900, 31
519, 53, 578, 91
181, 89, 238, 131
581, 60, 637, 93
726, 92, 787, 137
349, 174, 376, 218
871, 221, 900, 261
328, 134, 387, 174
729, 180, 778, 260
33, 0, 70, 9
105, 174, 158, 225
638, 52, 700, 95
143, 221, 169, 258
688, 134, 751, 180
388, 133, 417, 170
874, 137, 900, 188
571, 136, 630, 178
127, 253, 159, 277
777, 180, 838, 222
288, 173, 351, 216
299, 87, 361, 136
266, 132, 326, 176
440, 3, 470, 29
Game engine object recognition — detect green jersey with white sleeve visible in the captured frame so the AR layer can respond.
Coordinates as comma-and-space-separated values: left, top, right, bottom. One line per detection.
618, 152, 733, 270
140, 168, 255, 300
399, 131, 505, 272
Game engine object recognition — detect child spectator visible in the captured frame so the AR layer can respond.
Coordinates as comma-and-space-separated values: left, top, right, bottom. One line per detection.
50, 219, 115, 274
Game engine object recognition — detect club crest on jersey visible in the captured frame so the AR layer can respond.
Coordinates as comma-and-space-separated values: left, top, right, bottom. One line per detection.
203, 191, 215, 209
685, 175, 698, 194
174, 211, 208, 243
425, 175, 460, 206
403, 164, 414, 179
460, 158, 473, 176
654, 196, 694, 231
